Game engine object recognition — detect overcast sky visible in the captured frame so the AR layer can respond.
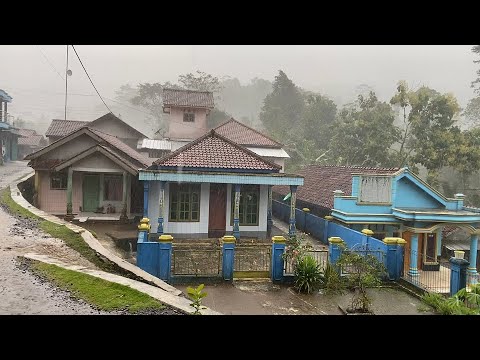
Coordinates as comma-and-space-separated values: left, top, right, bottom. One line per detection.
0, 45, 477, 128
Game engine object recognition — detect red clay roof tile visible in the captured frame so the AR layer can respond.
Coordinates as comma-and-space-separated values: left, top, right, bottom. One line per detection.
162, 88, 214, 108
154, 130, 281, 171
273, 165, 399, 210
214, 118, 283, 148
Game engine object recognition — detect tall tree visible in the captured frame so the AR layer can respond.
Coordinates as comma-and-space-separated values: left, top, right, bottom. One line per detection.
408, 87, 461, 186
471, 45, 480, 95
464, 95, 480, 129
260, 70, 304, 140
390, 80, 415, 167
329, 92, 399, 167
450, 128, 480, 193
178, 70, 223, 97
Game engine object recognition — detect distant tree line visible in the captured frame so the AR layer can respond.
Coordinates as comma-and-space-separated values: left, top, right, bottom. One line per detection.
111, 46, 480, 205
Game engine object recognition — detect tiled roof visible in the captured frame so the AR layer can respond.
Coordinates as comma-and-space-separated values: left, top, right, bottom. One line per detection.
162, 88, 214, 108
153, 130, 281, 172
18, 134, 45, 146
273, 165, 400, 210
89, 128, 151, 167
214, 118, 283, 148
45, 119, 89, 137
17, 129, 37, 137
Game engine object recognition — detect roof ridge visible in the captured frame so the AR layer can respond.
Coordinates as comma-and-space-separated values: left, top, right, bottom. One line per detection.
154, 129, 281, 170
162, 87, 213, 94
214, 117, 284, 147
51, 119, 90, 123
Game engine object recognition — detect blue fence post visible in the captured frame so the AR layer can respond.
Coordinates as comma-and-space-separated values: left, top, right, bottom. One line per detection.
158, 234, 173, 282
383, 237, 399, 280
449, 257, 469, 296
324, 216, 333, 243
397, 238, 407, 278
361, 228, 373, 247
222, 235, 236, 281
137, 217, 150, 243
271, 235, 286, 282
302, 208, 310, 234
328, 237, 344, 265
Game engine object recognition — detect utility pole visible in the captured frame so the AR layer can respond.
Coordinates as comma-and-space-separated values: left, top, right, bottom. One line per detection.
64, 45, 69, 121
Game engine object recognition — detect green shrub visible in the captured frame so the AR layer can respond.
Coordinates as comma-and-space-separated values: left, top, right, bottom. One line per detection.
320, 262, 345, 294
294, 255, 323, 294
186, 284, 208, 315
421, 292, 478, 315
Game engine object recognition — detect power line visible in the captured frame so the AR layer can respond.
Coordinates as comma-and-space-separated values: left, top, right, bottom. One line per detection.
70, 45, 113, 115
36, 45, 64, 81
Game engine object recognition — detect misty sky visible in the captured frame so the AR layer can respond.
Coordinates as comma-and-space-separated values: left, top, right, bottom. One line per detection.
0, 45, 477, 130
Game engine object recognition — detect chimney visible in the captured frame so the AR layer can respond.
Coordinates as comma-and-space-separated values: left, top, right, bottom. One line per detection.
454, 193, 465, 210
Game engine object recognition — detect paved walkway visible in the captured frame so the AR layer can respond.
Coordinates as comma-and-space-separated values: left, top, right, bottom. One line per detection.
24, 253, 220, 315
0, 162, 106, 314
0, 161, 202, 314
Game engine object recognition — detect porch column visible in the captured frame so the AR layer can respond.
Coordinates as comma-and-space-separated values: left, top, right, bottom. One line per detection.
4, 102, 7, 122
468, 233, 479, 286
267, 185, 273, 236
0, 101, 3, 121
233, 184, 240, 239
143, 181, 149, 218
408, 233, 419, 277
288, 185, 297, 237
436, 228, 443, 257
33, 171, 39, 207
120, 171, 128, 221
157, 181, 166, 234
65, 167, 73, 221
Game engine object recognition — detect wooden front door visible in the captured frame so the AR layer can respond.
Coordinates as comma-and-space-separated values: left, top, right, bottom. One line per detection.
208, 184, 227, 238
83, 174, 100, 212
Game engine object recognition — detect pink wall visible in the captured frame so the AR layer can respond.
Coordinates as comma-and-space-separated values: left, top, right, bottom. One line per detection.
37, 170, 82, 214
167, 107, 208, 140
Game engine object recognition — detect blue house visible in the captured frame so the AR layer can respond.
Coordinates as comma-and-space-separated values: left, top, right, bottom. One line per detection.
274, 165, 480, 285
0, 89, 19, 162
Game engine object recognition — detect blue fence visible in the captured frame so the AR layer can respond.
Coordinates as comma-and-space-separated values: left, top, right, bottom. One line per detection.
272, 199, 388, 258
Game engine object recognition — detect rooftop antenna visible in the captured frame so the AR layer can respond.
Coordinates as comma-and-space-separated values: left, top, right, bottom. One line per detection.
64, 45, 72, 121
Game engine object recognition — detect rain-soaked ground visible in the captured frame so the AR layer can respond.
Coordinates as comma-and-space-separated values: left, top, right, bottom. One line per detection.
176, 281, 433, 315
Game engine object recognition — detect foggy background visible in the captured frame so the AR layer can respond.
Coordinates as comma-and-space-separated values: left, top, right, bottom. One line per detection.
0, 45, 476, 136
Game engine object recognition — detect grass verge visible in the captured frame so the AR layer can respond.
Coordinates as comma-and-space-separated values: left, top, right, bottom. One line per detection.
31, 261, 165, 313
0, 187, 116, 273
0, 186, 41, 220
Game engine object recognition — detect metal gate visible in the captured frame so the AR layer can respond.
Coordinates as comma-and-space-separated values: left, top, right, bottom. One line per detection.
172, 244, 222, 276
234, 244, 271, 278
401, 248, 451, 294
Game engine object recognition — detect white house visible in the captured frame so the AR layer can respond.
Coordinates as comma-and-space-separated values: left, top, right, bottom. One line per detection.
140, 129, 303, 240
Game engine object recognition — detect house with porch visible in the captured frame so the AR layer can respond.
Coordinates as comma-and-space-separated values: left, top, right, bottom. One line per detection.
273, 164, 480, 285
45, 112, 148, 149
24, 126, 151, 221
139, 129, 303, 240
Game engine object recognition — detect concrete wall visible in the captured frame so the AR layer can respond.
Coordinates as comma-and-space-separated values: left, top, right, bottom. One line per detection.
91, 116, 142, 141
264, 157, 285, 173
38, 170, 82, 214
395, 177, 443, 208
71, 153, 124, 172
43, 134, 97, 160
167, 107, 208, 140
